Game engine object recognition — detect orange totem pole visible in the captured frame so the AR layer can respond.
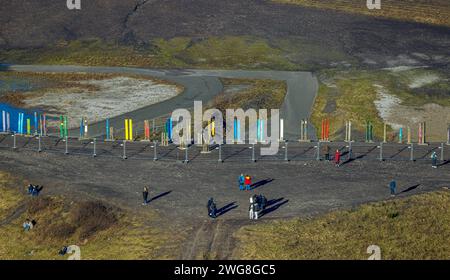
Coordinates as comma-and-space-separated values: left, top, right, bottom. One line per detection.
321, 118, 330, 141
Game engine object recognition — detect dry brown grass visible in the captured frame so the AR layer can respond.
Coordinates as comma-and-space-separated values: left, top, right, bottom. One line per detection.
0, 171, 183, 260
214, 78, 287, 112
272, 0, 450, 26
234, 190, 450, 260
275, 0, 450, 27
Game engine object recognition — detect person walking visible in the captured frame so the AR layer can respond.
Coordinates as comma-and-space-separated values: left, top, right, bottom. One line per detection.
22, 219, 32, 231
142, 186, 149, 205
334, 149, 341, 167
249, 196, 255, 220
239, 174, 245, 191
207, 198, 217, 218
244, 175, 252, 191
31, 185, 39, 197
431, 151, 438, 168
389, 180, 397, 197
27, 184, 33, 195
323, 145, 330, 161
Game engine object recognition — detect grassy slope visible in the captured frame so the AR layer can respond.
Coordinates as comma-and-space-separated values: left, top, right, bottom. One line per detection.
234, 190, 450, 260
310, 68, 450, 140
214, 78, 287, 111
0, 172, 183, 260
0, 37, 296, 70
274, 0, 450, 27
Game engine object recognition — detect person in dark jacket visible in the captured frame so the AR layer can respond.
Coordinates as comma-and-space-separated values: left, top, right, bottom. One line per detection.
431, 152, 438, 168
323, 145, 331, 161
31, 185, 39, 196
207, 198, 217, 218
143, 186, 149, 205
27, 184, 33, 195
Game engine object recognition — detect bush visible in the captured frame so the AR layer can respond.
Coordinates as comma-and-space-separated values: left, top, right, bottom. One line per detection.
27, 197, 55, 214
70, 201, 117, 239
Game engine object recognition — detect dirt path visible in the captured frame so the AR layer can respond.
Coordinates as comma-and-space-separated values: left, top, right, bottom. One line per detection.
181, 218, 250, 260
0, 203, 27, 227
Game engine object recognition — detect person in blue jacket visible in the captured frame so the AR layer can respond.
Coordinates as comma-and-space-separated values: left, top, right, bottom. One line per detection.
389, 180, 397, 197
239, 174, 245, 190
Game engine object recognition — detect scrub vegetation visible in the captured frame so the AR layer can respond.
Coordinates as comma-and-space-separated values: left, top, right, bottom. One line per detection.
0, 37, 296, 70
0, 172, 183, 260
234, 190, 450, 260
310, 68, 450, 140
213, 78, 287, 112
274, 0, 450, 27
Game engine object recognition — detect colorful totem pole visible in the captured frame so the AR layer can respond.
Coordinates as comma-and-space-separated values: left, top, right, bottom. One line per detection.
320, 118, 330, 142
34, 112, 38, 135
447, 124, 450, 145
105, 118, 110, 140
257, 119, 265, 143
144, 120, 151, 141
407, 126, 411, 144
210, 118, 215, 137
300, 119, 308, 142
365, 121, 373, 143
418, 122, 427, 145
280, 118, 284, 141
26, 118, 31, 135
398, 127, 403, 144
17, 112, 24, 134
58, 115, 68, 138
124, 119, 133, 141
41, 113, 47, 136
1, 110, 10, 133
79, 117, 88, 139
165, 118, 173, 142
233, 118, 241, 143
201, 120, 212, 153
345, 120, 352, 142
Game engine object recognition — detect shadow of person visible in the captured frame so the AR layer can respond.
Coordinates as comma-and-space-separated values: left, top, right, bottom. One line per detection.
400, 184, 420, 194
250, 179, 274, 190
149, 191, 172, 202
260, 199, 289, 218
216, 202, 238, 217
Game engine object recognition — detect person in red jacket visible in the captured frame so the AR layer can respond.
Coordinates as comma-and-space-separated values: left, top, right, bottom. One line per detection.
334, 149, 341, 167
244, 175, 252, 191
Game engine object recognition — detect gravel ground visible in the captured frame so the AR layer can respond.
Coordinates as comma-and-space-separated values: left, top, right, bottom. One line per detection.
1, 139, 449, 259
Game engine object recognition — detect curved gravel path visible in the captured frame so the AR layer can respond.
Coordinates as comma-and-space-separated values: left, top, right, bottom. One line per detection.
4, 65, 318, 140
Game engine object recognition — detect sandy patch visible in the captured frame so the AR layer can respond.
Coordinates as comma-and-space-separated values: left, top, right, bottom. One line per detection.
382, 66, 427, 73
374, 85, 450, 142
22, 77, 181, 128
408, 73, 441, 89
